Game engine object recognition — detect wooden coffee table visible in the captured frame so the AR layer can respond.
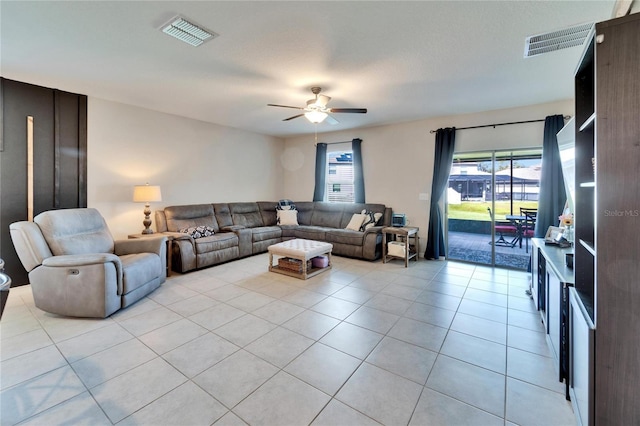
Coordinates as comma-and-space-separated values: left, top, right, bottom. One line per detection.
268, 239, 332, 280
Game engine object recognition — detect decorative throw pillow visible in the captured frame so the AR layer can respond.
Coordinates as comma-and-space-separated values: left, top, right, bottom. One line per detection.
276, 199, 297, 211
179, 225, 215, 239
345, 213, 367, 231
359, 210, 383, 231
277, 209, 299, 226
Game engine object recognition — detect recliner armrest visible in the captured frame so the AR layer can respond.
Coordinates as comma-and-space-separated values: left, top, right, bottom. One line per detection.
9, 221, 53, 272
42, 253, 124, 295
114, 237, 166, 256
42, 253, 121, 267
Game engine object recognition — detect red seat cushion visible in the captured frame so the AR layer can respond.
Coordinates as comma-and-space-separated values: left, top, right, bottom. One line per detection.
495, 225, 517, 233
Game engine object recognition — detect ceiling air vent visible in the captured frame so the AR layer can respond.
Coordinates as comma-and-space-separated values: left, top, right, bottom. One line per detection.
524, 22, 593, 58
161, 16, 217, 47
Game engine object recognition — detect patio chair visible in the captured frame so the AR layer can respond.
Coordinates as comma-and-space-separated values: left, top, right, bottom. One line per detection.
520, 208, 537, 253
487, 208, 517, 247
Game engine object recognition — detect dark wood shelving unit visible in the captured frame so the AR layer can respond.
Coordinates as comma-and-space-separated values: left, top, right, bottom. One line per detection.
571, 13, 640, 426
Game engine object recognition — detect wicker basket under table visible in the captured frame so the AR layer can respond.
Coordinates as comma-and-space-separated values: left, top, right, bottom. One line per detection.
268, 239, 333, 280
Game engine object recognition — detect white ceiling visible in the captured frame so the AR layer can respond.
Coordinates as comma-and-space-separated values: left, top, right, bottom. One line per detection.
0, 1, 615, 138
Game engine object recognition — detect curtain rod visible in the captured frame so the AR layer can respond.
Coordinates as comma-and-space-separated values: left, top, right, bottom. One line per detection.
429, 115, 571, 133
315, 140, 359, 146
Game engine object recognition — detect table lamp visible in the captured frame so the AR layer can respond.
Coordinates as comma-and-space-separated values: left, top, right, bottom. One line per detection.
133, 183, 162, 234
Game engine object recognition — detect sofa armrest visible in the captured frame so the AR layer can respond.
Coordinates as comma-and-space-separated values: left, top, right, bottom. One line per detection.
220, 226, 251, 257
162, 231, 190, 240
362, 229, 384, 260
363, 225, 384, 235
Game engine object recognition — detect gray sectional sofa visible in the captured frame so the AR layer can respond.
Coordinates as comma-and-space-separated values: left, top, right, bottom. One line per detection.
155, 201, 392, 273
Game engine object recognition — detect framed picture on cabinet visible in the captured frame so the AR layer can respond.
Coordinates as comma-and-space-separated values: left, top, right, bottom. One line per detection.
545, 226, 564, 243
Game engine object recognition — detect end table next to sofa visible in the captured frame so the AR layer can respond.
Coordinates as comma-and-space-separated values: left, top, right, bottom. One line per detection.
382, 226, 419, 267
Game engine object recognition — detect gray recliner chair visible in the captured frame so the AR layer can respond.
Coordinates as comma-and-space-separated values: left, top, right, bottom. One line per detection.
10, 208, 166, 318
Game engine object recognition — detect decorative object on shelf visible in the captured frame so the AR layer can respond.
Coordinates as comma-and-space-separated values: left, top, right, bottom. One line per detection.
544, 226, 565, 243
133, 183, 162, 234
559, 212, 574, 243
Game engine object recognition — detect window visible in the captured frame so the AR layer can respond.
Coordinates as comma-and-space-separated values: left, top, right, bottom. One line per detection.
326, 151, 354, 202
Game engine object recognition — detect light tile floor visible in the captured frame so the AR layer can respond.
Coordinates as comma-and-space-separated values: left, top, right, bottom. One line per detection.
0, 255, 576, 425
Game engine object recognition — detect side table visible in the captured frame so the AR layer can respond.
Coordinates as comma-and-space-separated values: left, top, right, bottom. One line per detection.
382, 226, 420, 267
128, 234, 174, 277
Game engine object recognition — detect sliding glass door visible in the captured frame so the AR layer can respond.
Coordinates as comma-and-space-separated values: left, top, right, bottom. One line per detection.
446, 149, 542, 270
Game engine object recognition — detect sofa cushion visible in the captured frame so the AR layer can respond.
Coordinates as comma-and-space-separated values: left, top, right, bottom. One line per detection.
230, 202, 264, 228
257, 201, 278, 226
345, 213, 366, 231
294, 226, 327, 241
294, 202, 315, 225
277, 210, 299, 225
34, 208, 115, 256
339, 203, 386, 228
179, 226, 215, 239
360, 211, 383, 231
310, 203, 343, 228
279, 225, 297, 238
276, 199, 297, 210
252, 226, 282, 242
194, 232, 238, 253
165, 204, 219, 233
325, 229, 366, 246
120, 253, 162, 294
213, 203, 233, 228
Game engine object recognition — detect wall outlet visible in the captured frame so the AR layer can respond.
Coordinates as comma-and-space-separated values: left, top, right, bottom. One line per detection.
419, 193, 429, 201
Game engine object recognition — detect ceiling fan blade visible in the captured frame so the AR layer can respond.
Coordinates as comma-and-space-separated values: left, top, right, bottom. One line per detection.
328, 108, 368, 114
325, 115, 339, 125
268, 104, 305, 110
283, 114, 305, 121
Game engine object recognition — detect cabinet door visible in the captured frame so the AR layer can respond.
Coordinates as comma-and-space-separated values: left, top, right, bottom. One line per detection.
0, 79, 87, 285
546, 271, 561, 375
569, 287, 595, 426
531, 248, 540, 308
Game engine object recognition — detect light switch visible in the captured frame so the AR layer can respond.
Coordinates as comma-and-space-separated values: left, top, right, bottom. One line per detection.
419, 193, 429, 201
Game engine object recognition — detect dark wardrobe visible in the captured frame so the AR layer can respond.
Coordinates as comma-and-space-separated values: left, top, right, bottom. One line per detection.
0, 78, 87, 286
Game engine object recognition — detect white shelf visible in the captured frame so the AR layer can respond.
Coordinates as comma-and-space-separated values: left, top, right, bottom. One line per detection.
579, 112, 596, 131
579, 239, 596, 256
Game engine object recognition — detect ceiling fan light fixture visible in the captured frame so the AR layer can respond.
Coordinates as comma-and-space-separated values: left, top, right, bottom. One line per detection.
305, 111, 328, 124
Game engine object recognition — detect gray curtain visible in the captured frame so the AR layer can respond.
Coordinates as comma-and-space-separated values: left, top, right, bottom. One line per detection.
313, 143, 327, 202
534, 115, 566, 238
425, 128, 456, 259
352, 138, 365, 203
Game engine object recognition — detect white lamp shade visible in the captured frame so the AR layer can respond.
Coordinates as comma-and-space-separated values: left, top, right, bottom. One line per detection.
305, 110, 328, 124
133, 185, 162, 203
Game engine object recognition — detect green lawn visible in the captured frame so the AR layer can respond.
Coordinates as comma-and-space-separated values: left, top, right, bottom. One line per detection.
447, 201, 538, 221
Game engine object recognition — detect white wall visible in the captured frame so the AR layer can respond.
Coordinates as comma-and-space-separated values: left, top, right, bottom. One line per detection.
88, 98, 284, 239
282, 99, 573, 244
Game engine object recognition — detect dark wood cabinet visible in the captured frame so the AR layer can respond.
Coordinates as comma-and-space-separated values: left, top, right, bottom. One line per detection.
0, 78, 87, 285
573, 13, 640, 426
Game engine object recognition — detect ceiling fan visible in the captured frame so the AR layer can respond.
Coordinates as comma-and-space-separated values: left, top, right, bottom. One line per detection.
268, 87, 367, 124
